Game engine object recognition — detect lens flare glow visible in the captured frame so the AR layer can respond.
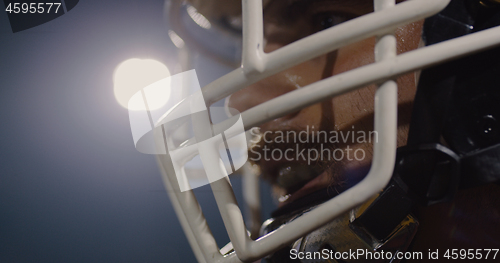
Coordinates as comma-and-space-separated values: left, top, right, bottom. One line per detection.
168, 30, 185, 49
187, 6, 211, 29
113, 58, 171, 110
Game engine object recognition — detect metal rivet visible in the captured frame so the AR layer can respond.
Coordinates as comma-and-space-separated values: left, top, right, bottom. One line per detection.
477, 115, 499, 140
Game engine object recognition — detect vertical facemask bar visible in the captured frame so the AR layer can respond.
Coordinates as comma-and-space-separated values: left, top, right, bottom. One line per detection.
242, 163, 261, 239
157, 152, 233, 262
205, 0, 397, 262
158, 0, 500, 262
241, 0, 264, 74
157, 155, 208, 263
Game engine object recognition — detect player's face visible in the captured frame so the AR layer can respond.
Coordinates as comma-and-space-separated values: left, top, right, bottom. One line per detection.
228, 0, 423, 204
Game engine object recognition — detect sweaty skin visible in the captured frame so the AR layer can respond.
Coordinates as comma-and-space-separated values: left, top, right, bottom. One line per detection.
229, 3, 423, 200
227, 0, 500, 258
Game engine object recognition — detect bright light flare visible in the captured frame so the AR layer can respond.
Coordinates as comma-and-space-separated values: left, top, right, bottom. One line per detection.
168, 30, 185, 49
187, 6, 211, 29
113, 58, 171, 110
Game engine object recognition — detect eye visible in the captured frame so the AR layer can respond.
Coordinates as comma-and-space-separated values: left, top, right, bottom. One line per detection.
312, 12, 352, 32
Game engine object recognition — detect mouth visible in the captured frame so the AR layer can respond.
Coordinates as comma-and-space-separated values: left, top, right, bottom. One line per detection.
277, 163, 324, 195
260, 161, 335, 206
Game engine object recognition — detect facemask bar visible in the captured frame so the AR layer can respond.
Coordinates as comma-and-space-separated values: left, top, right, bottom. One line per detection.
157, 0, 500, 262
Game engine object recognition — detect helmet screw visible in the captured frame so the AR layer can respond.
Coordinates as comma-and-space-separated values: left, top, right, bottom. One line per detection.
477, 115, 499, 141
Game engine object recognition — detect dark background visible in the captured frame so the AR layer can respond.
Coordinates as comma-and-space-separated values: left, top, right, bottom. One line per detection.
0, 1, 275, 262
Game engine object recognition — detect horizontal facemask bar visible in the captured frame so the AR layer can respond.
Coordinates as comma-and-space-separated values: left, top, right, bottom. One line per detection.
157, 0, 500, 262
201, 0, 451, 106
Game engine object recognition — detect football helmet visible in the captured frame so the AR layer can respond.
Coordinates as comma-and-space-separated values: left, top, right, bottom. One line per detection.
152, 0, 500, 262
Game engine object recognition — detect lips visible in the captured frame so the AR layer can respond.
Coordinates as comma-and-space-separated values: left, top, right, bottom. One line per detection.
247, 127, 340, 206
276, 163, 324, 195
258, 160, 333, 206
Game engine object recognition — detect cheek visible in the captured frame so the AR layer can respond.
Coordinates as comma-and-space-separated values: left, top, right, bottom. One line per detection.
328, 22, 423, 135
395, 21, 424, 54
325, 38, 376, 130
229, 21, 423, 126
227, 53, 327, 113
333, 37, 376, 76
332, 85, 377, 132
327, 21, 423, 77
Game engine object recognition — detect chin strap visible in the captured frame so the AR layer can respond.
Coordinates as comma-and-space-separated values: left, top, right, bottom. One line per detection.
260, 186, 419, 263
404, 0, 500, 205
